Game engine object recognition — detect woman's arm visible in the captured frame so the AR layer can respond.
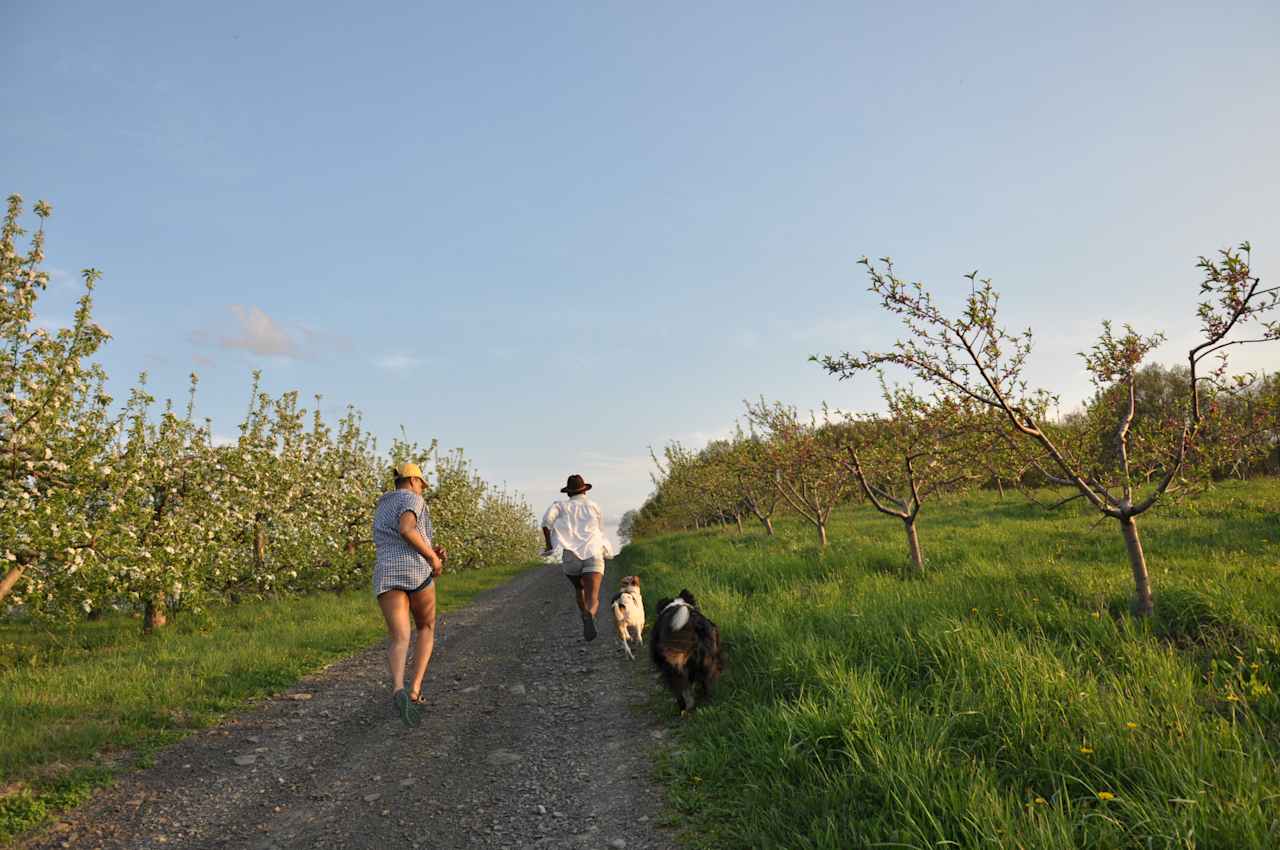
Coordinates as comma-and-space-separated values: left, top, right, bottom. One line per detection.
399, 511, 444, 576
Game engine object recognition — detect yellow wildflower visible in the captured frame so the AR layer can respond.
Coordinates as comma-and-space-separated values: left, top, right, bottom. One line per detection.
1034, 797, 1047, 805
1079, 746, 1094, 754
1097, 791, 1115, 801
1125, 722, 1138, 730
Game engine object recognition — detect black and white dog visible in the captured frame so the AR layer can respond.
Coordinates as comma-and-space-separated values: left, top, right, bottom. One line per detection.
649, 589, 723, 713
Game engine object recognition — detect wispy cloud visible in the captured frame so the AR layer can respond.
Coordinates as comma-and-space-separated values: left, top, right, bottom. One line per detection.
45, 266, 77, 288
221, 305, 296, 356
33, 314, 72, 331
375, 353, 422, 372
190, 305, 350, 361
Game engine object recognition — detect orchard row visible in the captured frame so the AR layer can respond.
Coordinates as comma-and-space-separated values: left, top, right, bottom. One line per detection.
1, 195, 541, 631
632, 247, 1279, 616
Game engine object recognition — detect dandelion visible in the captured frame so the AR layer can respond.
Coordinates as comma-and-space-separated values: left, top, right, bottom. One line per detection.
1225, 694, 1240, 703
1125, 722, 1138, 730
1097, 791, 1115, 801
1079, 746, 1094, 754
1091, 611, 1101, 619
1034, 797, 1047, 805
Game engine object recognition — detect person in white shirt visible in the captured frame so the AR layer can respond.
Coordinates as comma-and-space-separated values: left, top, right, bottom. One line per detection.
541, 474, 612, 641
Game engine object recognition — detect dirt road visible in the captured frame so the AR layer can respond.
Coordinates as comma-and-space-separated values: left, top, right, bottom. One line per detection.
25, 564, 676, 850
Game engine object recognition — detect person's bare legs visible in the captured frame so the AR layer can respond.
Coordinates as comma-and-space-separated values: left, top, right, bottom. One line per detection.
580, 571, 603, 618
565, 574, 584, 611
565, 571, 603, 640
406, 584, 437, 699
377, 590, 412, 692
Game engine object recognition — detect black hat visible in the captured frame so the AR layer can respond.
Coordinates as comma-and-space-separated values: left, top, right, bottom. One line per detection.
560, 474, 592, 495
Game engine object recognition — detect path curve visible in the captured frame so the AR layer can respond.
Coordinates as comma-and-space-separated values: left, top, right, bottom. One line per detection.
24, 564, 676, 850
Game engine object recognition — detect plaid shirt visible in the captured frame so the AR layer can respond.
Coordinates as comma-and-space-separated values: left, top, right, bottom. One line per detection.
372, 489, 435, 595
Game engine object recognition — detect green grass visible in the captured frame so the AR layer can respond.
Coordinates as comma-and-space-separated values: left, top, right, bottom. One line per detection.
0, 559, 539, 843
617, 479, 1280, 849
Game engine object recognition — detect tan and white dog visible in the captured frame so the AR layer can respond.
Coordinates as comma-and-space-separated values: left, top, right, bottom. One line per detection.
609, 575, 645, 659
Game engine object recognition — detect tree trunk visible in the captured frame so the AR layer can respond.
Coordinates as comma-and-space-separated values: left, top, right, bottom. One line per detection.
761, 516, 775, 536
0, 564, 27, 605
904, 518, 924, 573
254, 516, 267, 568
995, 477, 1005, 499
816, 521, 828, 548
143, 595, 168, 632
1120, 516, 1154, 616
734, 514, 743, 534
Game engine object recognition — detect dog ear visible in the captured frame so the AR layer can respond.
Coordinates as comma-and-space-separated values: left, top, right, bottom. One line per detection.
679, 589, 697, 606
655, 597, 673, 612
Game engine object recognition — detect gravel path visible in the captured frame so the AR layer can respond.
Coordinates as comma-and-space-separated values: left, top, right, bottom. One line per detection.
24, 564, 677, 850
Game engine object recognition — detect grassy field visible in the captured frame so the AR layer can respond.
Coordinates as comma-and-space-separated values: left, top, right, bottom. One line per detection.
616, 479, 1280, 849
0, 559, 540, 843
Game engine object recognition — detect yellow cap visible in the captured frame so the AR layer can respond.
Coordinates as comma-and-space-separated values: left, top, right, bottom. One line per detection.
393, 462, 426, 481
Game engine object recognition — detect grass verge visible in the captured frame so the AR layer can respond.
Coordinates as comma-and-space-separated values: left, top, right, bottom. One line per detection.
617, 479, 1280, 849
0, 559, 539, 844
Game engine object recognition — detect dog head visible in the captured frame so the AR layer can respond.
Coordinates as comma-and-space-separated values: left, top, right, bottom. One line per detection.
618, 575, 641, 592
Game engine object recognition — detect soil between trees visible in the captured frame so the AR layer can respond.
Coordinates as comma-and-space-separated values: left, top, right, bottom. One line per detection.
22, 564, 677, 850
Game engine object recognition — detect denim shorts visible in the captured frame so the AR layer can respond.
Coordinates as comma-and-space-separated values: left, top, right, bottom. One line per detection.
562, 550, 606, 577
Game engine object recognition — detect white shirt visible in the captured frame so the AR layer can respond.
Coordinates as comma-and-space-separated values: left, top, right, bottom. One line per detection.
542, 494, 610, 560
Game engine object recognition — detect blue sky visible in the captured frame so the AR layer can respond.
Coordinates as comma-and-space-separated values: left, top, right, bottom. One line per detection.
5, 1, 1279, 541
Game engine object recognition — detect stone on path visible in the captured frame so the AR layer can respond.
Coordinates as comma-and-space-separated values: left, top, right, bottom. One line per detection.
233, 755, 258, 766
486, 749, 522, 767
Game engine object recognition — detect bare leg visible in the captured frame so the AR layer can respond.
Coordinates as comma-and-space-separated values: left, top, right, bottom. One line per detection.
407, 584, 437, 698
377, 590, 412, 692
565, 574, 585, 612
580, 572, 603, 618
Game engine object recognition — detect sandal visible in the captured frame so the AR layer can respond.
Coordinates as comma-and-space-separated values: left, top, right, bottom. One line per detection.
408, 689, 427, 706
393, 689, 421, 728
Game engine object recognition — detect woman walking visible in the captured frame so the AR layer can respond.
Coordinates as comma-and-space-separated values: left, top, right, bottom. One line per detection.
372, 462, 446, 726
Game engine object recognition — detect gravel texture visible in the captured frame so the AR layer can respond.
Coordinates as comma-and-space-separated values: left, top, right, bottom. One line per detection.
23, 564, 676, 850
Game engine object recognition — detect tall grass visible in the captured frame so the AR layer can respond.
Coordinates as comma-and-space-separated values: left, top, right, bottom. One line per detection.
619, 480, 1280, 849
0, 559, 540, 843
